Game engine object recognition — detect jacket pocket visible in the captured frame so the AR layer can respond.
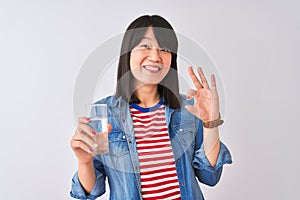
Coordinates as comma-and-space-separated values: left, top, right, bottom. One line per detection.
173, 120, 196, 151
108, 130, 129, 158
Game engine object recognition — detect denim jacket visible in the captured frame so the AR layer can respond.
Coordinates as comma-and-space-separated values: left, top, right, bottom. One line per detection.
70, 95, 232, 200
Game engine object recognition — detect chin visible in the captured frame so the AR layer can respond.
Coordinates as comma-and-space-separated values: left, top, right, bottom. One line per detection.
134, 78, 163, 86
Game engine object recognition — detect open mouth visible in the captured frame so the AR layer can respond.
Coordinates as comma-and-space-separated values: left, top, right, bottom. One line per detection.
142, 65, 161, 72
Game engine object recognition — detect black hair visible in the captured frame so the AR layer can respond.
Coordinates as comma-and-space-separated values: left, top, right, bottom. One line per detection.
115, 15, 181, 109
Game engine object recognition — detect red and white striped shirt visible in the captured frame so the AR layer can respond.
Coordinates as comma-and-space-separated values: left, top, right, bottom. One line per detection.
130, 101, 181, 200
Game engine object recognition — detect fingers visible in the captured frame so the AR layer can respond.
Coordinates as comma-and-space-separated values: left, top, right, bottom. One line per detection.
186, 89, 197, 100
78, 123, 96, 137
75, 117, 98, 150
76, 129, 98, 148
187, 66, 203, 90
78, 116, 90, 124
72, 140, 94, 154
197, 67, 210, 89
74, 123, 113, 150
210, 74, 217, 91
71, 131, 94, 154
188, 66, 218, 91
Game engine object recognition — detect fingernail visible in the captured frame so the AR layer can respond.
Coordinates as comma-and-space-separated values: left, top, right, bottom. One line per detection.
92, 130, 97, 135
86, 117, 90, 121
89, 148, 94, 153
187, 95, 191, 100
93, 143, 99, 148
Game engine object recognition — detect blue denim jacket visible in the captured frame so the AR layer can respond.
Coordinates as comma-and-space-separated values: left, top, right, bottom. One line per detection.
70, 95, 232, 200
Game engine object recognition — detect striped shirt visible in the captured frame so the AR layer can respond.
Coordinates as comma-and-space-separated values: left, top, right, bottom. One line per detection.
130, 100, 181, 200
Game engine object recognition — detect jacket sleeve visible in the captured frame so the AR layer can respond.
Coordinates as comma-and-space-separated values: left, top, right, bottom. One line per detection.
192, 121, 232, 186
70, 157, 106, 199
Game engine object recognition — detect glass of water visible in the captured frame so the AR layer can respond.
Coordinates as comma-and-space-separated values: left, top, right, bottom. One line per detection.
87, 104, 109, 154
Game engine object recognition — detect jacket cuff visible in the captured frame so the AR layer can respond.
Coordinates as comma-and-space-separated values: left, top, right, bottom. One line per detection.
193, 142, 232, 172
70, 171, 105, 200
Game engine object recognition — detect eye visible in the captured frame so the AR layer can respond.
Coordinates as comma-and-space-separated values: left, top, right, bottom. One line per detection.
139, 44, 151, 49
160, 47, 171, 53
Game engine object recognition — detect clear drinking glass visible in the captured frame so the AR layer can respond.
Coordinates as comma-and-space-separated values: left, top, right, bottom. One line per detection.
87, 104, 109, 154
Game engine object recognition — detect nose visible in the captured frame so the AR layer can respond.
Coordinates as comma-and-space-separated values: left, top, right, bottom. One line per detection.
147, 48, 161, 62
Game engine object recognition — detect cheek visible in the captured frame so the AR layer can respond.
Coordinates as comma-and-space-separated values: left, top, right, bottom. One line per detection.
129, 53, 134, 70
163, 54, 172, 67
130, 51, 142, 69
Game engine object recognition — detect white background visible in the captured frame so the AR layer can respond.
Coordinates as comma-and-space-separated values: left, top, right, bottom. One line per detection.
1, 0, 299, 199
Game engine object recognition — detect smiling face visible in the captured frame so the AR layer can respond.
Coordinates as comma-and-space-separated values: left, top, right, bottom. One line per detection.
130, 26, 172, 85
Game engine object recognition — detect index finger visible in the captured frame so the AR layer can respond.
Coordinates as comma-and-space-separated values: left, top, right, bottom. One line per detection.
197, 67, 209, 89
78, 117, 90, 124
187, 66, 203, 90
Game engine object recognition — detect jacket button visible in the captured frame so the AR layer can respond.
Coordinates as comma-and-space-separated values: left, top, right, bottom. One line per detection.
181, 182, 185, 186
128, 140, 132, 144
122, 118, 125, 123
176, 159, 180, 163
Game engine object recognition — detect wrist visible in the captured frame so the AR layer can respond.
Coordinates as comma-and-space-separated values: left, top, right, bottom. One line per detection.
78, 160, 94, 168
203, 113, 224, 128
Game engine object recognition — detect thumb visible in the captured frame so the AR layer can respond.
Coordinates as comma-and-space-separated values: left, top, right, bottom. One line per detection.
107, 124, 112, 134
186, 89, 197, 100
185, 105, 199, 117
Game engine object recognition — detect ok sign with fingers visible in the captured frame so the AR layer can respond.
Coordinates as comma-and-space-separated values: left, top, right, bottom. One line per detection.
185, 66, 220, 124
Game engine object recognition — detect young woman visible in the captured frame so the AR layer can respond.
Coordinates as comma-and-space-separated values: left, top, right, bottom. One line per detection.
70, 15, 232, 200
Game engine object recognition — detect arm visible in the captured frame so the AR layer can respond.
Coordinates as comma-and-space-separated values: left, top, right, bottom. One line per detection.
70, 117, 97, 194
192, 122, 232, 186
70, 117, 110, 199
203, 127, 220, 167
78, 161, 96, 194
185, 66, 223, 168
184, 66, 232, 185
70, 158, 107, 199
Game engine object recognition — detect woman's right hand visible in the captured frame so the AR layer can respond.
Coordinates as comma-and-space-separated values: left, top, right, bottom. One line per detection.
70, 117, 97, 165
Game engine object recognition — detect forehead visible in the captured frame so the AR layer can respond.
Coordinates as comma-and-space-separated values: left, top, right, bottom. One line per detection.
140, 27, 156, 41
128, 26, 178, 53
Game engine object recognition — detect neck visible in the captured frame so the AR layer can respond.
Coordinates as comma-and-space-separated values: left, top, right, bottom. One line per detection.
134, 83, 160, 108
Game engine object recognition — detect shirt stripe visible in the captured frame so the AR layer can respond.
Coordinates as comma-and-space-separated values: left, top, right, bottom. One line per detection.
130, 103, 181, 200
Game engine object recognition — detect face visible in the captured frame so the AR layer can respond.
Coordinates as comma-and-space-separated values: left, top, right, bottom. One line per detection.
130, 27, 172, 85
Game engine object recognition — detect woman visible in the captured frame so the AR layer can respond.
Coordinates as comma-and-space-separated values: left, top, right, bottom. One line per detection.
70, 15, 232, 200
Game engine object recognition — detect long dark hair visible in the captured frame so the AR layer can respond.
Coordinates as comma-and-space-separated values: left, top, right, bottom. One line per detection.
115, 15, 181, 109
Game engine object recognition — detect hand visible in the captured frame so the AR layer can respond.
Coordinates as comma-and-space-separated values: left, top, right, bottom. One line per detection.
70, 117, 112, 164
185, 66, 220, 123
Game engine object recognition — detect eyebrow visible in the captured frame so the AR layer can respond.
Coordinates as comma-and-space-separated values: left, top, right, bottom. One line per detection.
141, 36, 152, 40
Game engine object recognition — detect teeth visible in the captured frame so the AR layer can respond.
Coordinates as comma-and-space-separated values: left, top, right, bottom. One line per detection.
144, 65, 159, 71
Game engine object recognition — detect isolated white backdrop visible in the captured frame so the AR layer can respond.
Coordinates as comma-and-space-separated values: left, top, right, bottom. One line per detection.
0, 0, 299, 199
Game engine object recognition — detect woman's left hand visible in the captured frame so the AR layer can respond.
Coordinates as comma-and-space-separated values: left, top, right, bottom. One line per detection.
185, 66, 220, 123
